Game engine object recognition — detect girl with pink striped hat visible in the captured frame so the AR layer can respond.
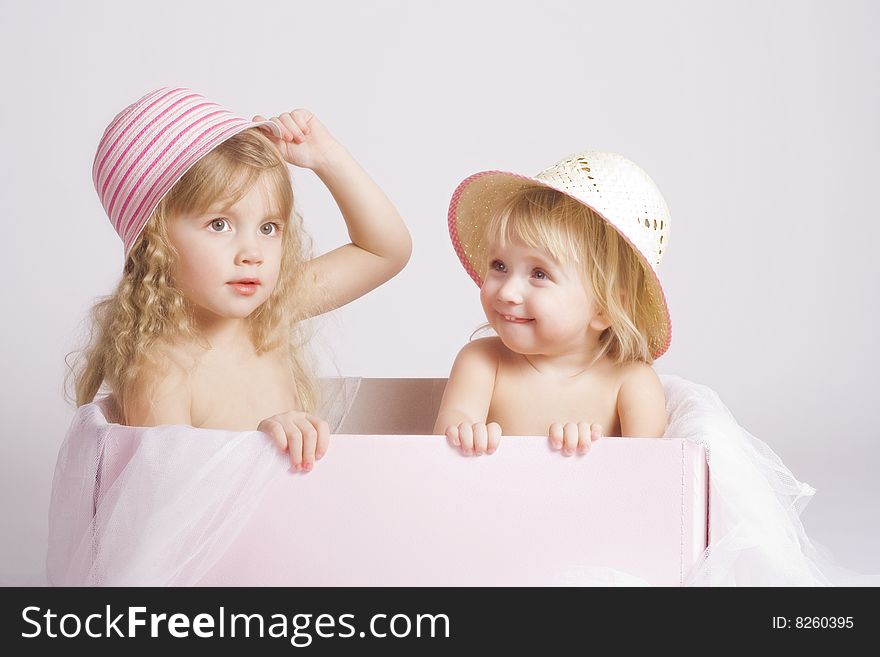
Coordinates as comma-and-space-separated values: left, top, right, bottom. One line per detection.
68, 87, 411, 471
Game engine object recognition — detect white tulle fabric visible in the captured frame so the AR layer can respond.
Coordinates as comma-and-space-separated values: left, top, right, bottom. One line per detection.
664, 375, 878, 586
47, 378, 361, 586
47, 375, 875, 586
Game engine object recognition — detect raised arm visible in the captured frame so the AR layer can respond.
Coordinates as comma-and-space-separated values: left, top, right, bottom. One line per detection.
617, 362, 668, 438
255, 110, 411, 318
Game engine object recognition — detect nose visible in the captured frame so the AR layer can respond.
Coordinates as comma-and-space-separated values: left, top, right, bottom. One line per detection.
234, 236, 263, 267
497, 276, 523, 304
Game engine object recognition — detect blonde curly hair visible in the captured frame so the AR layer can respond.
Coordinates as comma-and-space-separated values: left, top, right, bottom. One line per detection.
66, 128, 319, 422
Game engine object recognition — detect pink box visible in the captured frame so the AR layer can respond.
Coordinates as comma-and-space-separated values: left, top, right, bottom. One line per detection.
197, 379, 708, 586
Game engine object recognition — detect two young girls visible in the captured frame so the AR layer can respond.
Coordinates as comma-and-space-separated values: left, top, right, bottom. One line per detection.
71, 87, 669, 468
56, 86, 873, 587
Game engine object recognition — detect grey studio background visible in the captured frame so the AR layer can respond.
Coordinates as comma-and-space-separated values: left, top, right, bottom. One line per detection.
1, 0, 878, 585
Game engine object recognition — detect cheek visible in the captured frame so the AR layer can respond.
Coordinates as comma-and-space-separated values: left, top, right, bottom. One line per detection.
173, 248, 229, 302
168, 228, 210, 275
177, 248, 217, 286
170, 256, 196, 294
479, 283, 495, 312
264, 243, 284, 287
534, 292, 586, 332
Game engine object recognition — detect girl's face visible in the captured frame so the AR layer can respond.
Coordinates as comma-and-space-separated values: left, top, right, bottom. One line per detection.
166, 176, 284, 325
479, 239, 609, 357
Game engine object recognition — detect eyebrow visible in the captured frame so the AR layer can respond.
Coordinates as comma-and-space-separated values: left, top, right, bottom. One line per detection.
527, 255, 557, 269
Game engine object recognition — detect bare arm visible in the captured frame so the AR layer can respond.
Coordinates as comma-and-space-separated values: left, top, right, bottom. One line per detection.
254, 110, 411, 319
433, 338, 500, 434
301, 144, 412, 317
617, 363, 667, 438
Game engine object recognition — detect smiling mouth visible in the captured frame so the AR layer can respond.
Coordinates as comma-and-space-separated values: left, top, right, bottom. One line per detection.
499, 313, 533, 324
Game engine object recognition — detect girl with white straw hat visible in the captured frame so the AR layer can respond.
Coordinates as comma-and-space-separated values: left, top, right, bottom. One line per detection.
432, 152, 880, 586
434, 151, 671, 455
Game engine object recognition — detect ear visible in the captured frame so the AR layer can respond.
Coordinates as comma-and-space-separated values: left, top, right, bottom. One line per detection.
589, 307, 612, 332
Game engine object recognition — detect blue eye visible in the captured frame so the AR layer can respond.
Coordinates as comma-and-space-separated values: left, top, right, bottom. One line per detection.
533, 269, 548, 280
209, 218, 229, 232
261, 222, 281, 236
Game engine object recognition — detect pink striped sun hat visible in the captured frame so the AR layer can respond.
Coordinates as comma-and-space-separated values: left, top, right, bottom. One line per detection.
449, 151, 672, 359
92, 87, 282, 256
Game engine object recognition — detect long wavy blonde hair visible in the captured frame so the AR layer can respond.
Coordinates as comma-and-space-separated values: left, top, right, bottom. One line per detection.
66, 128, 319, 422
483, 186, 654, 364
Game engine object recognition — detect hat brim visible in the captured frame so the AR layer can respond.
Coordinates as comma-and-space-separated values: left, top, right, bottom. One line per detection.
250, 119, 284, 139
448, 170, 672, 359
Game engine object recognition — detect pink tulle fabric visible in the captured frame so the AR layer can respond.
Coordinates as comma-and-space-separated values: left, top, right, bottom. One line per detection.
47, 376, 876, 586
47, 401, 286, 585
47, 378, 359, 586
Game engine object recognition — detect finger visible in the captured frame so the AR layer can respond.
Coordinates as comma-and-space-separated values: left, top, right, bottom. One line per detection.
591, 423, 604, 441
252, 115, 283, 142
295, 416, 318, 472
278, 112, 306, 143
257, 419, 287, 451
253, 114, 289, 144
487, 422, 502, 454
548, 423, 564, 450
577, 421, 592, 454
252, 114, 270, 129
445, 426, 461, 448
285, 423, 303, 471
472, 423, 488, 456
458, 422, 474, 456
291, 108, 313, 134
562, 422, 578, 456
311, 417, 331, 460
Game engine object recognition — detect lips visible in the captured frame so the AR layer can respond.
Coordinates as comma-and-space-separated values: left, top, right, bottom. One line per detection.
227, 279, 261, 297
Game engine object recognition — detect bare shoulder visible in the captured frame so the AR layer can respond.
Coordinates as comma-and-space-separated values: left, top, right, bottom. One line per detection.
124, 343, 199, 427
616, 361, 663, 393
455, 336, 505, 367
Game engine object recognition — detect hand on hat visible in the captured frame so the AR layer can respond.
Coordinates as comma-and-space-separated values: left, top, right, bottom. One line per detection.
253, 109, 340, 172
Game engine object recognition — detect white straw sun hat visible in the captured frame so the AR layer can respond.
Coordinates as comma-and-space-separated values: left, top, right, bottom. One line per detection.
448, 151, 672, 359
